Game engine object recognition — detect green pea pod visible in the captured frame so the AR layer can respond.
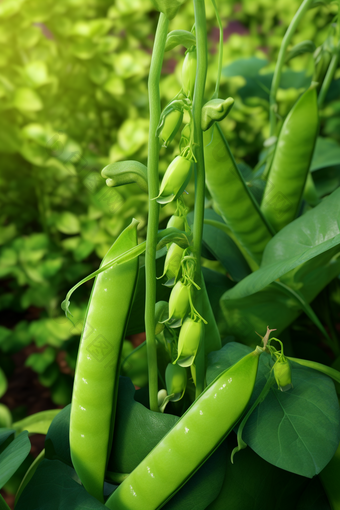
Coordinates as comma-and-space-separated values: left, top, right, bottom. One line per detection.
101, 160, 148, 192
155, 155, 192, 204
159, 110, 183, 148
203, 124, 273, 267
165, 363, 187, 402
69, 220, 139, 503
273, 358, 293, 392
163, 242, 184, 283
105, 347, 263, 510
175, 318, 203, 367
201, 98, 234, 131
167, 280, 191, 326
260, 87, 319, 232
182, 47, 197, 100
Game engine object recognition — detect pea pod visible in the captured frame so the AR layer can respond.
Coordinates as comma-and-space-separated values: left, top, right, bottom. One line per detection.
159, 110, 183, 148
105, 347, 262, 510
182, 47, 197, 99
203, 124, 273, 267
260, 87, 319, 232
165, 363, 187, 402
175, 318, 203, 367
69, 220, 139, 503
167, 280, 191, 326
273, 358, 293, 392
155, 155, 192, 205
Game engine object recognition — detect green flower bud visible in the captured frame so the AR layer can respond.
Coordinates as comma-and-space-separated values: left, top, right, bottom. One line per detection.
156, 155, 192, 205
175, 318, 203, 367
165, 363, 187, 402
159, 110, 183, 148
201, 97, 234, 131
168, 281, 191, 325
274, 359, 293, 392
182, 48, 197, 99
167, 214, 185, 231
164, 243, 184, 282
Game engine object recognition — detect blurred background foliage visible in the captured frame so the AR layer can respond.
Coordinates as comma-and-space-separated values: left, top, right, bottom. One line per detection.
0, 0, 339, 444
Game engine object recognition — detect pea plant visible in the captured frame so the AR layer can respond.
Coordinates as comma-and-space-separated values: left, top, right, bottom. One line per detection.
1, 0, 340, 509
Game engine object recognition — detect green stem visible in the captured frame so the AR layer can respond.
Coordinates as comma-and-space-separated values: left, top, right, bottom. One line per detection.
288, 357, 340, 384
318, 52, 340, 109
269, 0, 314, 136
192, 0, 208, 399
145, 13, 169, 413
211, 0, 223, 99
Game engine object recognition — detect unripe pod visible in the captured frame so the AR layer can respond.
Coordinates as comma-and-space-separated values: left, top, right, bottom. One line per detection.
165, 363, 187, 402
168, 281, 191, 325
274, 359, 293, 392
182, 48, 197, 99
164, 243, 184, 282
175, 318, 203, 367
159, 110, 183, 148
156, 155, 192, 204
167, 214, 185, 231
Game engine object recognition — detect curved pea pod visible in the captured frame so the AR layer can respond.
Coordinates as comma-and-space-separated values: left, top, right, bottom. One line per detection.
159, 110, 183, 148
175, 318, 203, 367
182, 47, 197, 99
273, 358, 293, 392
101, 160, 148, 192
201, 98, 234, 131
165, 363, 187, 402
203, 124, 273, 267
167, 280, 191, 326
260, 87, 319, 232
155, 155, 192, 205
105, 347, 263, 510
69, 220, 139, 503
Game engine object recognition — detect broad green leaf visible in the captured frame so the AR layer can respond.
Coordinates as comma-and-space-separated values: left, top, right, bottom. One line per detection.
207, 343, 340, 478
54, 212, 80, 235
13, 88, 43, 112
101, 160, 148, 192
165, 30, 196, 51
0, 431, 31, 489
15, 459, 108, 510
207, 434, 311, 510
311, 137, 340, 172
225, 188, 340, 301
12, 410, 61, 436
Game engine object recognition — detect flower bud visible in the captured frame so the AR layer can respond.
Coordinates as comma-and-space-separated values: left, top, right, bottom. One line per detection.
274, 359, 293, 392
182, 47, 197, 99
159, 110, 183, 148
175, 318, 203, 367
165, 363, 187, 402
164, 243, 184, 282
168, 281, 191, 325
167, 214, 185, 231
156, 155, 192, 204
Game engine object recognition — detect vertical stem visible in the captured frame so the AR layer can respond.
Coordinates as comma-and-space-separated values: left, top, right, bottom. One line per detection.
318, 54, 339, 108
211, 0, 223, 99
193, 0, 208, 398
145, 13, 169, 413
269, 0, 314, 136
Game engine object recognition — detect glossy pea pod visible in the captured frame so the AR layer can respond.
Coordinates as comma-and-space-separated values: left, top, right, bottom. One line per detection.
203, 124, 273, 267
70, 220, 139, 503
105, 347, 262, 510
155, 155, 192, 205
260, 87, 319, 232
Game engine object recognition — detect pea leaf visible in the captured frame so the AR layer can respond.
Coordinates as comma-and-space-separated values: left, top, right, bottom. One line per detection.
311, 137, 340, 172
12, 410, 61, 436
206, 343, 340, 478
0, 431, 31, 489
225, 188, 340, 301
15, 459, 108, 510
